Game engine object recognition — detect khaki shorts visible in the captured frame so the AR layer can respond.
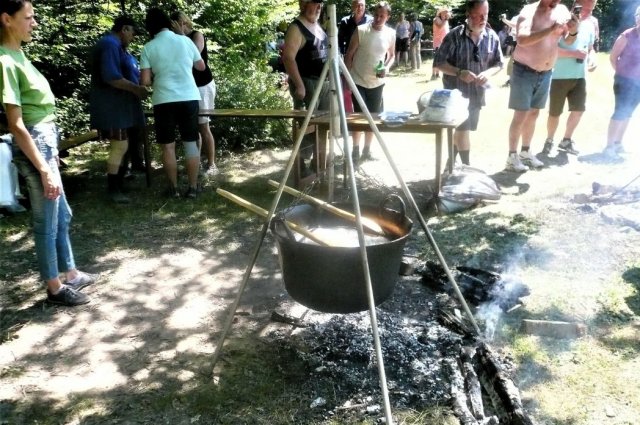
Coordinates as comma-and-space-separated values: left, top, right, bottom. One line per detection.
548, 78, 586, 117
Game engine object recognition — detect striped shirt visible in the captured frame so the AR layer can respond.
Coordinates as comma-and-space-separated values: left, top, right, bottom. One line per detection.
434, 24, 503, 107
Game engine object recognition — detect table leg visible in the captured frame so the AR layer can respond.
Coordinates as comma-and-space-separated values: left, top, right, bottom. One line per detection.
434, 129, 442, 194
143, 124, 152, 188
447, 127, 454, 174
292, 120, 303, 188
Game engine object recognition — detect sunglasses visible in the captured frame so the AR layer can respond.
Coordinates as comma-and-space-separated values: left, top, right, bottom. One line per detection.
473, 45, 480, 62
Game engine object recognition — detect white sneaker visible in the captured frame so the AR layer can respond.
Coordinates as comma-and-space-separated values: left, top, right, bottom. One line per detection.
505, 153, 528, 172
519, 150, 544, 168
602, 145, 623, 162
205, 164, 220, 176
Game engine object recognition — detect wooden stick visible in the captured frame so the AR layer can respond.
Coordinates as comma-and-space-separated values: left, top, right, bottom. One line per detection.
216, 188, 332, 246
266, 179, 386, 236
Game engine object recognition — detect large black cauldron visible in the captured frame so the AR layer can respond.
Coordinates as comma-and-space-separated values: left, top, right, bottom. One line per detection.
271, 196, 412, 313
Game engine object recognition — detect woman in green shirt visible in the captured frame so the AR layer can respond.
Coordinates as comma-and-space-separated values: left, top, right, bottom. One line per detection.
0, 0, 95, 306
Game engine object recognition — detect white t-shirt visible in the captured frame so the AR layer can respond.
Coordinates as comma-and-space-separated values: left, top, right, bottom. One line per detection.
140, 29, 202, 105
351, 23, 396, 89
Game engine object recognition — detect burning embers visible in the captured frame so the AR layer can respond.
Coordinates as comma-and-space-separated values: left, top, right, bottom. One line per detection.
266, 264, 534, 424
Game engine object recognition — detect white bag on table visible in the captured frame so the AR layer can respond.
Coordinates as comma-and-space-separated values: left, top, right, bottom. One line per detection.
417, 89, 469, 124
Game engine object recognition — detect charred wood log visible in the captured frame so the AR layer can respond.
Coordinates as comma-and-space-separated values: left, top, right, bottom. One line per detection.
438, 308, 476, 337
460, 347, 484, 420
445, 353, 500, 425
420, 263, 529, 311
270, 311, 307, 327
474, 342, 534, 425
444, 358, 481, 425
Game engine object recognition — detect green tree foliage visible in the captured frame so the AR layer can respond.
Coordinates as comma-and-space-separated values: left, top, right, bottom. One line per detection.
27, 0, 298, 151
197, 0, 297, 150
595, 0, 638, 50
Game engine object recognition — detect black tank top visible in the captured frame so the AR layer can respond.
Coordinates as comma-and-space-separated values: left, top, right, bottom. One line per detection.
188, 31, 214, 87
292, 19, 327, 78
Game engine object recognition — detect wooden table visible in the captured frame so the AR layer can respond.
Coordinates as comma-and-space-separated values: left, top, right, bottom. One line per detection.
143, 108, 327, 188
309, 113, 464, 193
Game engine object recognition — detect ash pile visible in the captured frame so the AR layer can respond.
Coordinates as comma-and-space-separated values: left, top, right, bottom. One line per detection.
266, 262, 533, 424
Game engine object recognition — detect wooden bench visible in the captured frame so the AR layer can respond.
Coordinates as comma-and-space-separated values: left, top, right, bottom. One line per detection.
144, 108, 327, 189
58, 130, 99, 154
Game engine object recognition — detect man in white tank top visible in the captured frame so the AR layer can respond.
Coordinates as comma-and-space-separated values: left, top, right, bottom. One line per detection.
345, 1, 396, 165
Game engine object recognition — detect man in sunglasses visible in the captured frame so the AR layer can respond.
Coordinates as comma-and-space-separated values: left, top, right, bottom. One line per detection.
433, 0, 503, 167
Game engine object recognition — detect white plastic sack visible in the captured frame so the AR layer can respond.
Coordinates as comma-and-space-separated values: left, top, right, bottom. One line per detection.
438, 165, 501, 213
0, 134, 21, 209
417, 89, 469, 124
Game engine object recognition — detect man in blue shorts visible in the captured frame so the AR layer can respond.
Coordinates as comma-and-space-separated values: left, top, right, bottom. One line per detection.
89, 16, 148, 203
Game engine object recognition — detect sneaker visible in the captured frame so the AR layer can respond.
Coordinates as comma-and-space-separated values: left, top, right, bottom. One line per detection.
360, 147, 373, 162
351, 146, 360, 167
542, 138, 554, 155
505, 153, 528, 172
205, 164, 220, 176
66, 271, 97, 291
166, 187, 181, 199
602, 145, 623, 162
558, 138, 579, 155
184, 186, 198, 199
519, 150, 544, 168
47, 286, 90, 306
613, 143, 626, 154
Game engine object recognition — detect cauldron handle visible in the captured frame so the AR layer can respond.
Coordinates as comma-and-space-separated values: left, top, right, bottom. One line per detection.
378, 194, 406, 227
272, 213, 297, 242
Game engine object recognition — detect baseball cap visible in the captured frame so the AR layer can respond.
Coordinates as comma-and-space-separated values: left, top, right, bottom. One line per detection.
113, 15, 141, 33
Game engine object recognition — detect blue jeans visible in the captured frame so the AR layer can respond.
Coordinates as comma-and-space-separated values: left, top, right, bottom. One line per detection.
12, 122, 76, 282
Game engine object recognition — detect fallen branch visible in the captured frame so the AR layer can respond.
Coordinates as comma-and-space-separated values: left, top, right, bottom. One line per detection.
270, 311, 307, 328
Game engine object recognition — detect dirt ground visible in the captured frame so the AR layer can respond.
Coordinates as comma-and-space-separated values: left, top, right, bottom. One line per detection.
1, 64, 640, 424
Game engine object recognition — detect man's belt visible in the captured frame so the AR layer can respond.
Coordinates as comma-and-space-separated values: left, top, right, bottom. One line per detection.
513, 61, 551, 74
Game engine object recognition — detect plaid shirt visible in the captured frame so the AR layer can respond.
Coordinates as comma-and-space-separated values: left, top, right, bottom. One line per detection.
434, 24, 503, 107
